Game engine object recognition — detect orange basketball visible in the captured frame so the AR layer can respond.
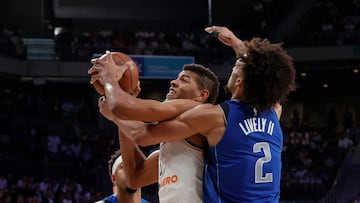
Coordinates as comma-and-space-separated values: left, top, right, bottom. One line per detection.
92, 52, 139, 95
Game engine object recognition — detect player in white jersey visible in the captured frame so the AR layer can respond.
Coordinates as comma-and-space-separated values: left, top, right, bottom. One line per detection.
91, 62, 220, 202
158, 140, 203, 202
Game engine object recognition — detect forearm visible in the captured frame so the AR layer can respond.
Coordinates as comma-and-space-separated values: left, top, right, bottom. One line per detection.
205, 25, 248, 58
115, 118, 158, 187
108, 93, 200, 122
103, 81, 139, 119
118, 128, 150, 188
232, 39, 247, 58
103, 81, 158, 121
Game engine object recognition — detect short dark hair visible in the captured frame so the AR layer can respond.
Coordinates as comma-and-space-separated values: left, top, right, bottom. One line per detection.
108, 149, 122, 178
241, 38, 296, 111
183, 64, 220, 104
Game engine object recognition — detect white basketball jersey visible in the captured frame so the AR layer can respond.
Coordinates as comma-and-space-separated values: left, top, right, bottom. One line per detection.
158, 139, 204, 203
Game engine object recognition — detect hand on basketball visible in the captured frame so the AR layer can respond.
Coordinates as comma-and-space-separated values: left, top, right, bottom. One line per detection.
88, 51, 128, 86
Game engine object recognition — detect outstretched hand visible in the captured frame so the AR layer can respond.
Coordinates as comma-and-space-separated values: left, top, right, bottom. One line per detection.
204, 26, 247, 57
204, 26, 240, 47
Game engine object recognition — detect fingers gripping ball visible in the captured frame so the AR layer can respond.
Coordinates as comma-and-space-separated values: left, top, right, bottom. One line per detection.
93, 52, 139, 95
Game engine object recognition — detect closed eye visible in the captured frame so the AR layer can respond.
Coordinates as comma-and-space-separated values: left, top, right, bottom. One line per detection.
180, 76, 191, 83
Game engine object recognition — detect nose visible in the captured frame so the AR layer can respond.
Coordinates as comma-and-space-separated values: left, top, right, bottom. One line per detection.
170, 79, 178, 87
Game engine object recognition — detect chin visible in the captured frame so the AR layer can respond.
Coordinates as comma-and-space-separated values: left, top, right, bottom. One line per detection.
166, 94, 177, 100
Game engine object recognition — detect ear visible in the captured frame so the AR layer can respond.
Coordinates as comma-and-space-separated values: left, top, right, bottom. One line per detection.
235, 75, 244, 86
110, 174, 116, 184
197, 89, 209, 102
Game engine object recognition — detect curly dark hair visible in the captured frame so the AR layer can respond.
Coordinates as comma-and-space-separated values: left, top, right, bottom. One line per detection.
241, 38, 296, 111
183, 64, 220, 104
108, 149, 122, 178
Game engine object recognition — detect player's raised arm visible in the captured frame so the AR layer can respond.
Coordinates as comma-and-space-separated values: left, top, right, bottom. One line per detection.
204, 25, 247, 58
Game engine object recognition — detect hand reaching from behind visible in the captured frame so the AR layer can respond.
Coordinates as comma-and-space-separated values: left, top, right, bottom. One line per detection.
204, 25, 247, 57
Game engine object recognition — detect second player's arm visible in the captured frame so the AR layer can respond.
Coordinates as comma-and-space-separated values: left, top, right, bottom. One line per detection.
118, 104, 225, 147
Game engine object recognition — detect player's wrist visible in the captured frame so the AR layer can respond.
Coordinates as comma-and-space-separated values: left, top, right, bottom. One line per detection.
233, 41, 247, 58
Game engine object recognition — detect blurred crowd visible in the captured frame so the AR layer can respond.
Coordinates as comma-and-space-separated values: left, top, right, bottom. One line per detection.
0, 0, 359, 63
0, 27, 26, 60
0, 174, 105, 203
284, 0, 360, 47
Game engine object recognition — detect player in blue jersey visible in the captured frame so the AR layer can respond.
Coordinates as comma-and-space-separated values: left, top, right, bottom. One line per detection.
95, 149, 149, 203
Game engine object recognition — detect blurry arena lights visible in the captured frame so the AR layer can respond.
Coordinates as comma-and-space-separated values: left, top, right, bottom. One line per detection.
323, 83, 329, 88
54, 27, 63, 36
353, 68, 359, 74
300, 72, 307, 77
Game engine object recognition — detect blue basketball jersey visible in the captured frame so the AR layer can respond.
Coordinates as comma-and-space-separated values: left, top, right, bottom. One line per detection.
203, 100, 282, 203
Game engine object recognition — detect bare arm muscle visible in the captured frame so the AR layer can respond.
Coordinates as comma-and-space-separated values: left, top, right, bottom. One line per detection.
118, 104, 224, 146
109, 94, 201, 122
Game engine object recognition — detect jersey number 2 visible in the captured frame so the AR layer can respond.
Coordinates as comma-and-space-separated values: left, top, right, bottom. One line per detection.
253, 142, 273, 183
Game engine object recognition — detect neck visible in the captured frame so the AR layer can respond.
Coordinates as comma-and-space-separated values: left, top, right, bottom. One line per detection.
231, 93, 246, 102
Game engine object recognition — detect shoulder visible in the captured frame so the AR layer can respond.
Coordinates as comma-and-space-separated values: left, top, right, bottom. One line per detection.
163, 99, 200, 106
194, 103, 220, 111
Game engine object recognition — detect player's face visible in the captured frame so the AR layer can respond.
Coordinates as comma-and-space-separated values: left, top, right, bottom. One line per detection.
226, 59, 245, 94
167, 70, 202, 100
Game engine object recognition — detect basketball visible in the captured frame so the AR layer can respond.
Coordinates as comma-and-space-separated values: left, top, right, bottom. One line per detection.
92, 52, 139, 95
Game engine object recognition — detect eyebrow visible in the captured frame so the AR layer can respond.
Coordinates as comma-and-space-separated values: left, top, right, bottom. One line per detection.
179, 74, 191, 80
